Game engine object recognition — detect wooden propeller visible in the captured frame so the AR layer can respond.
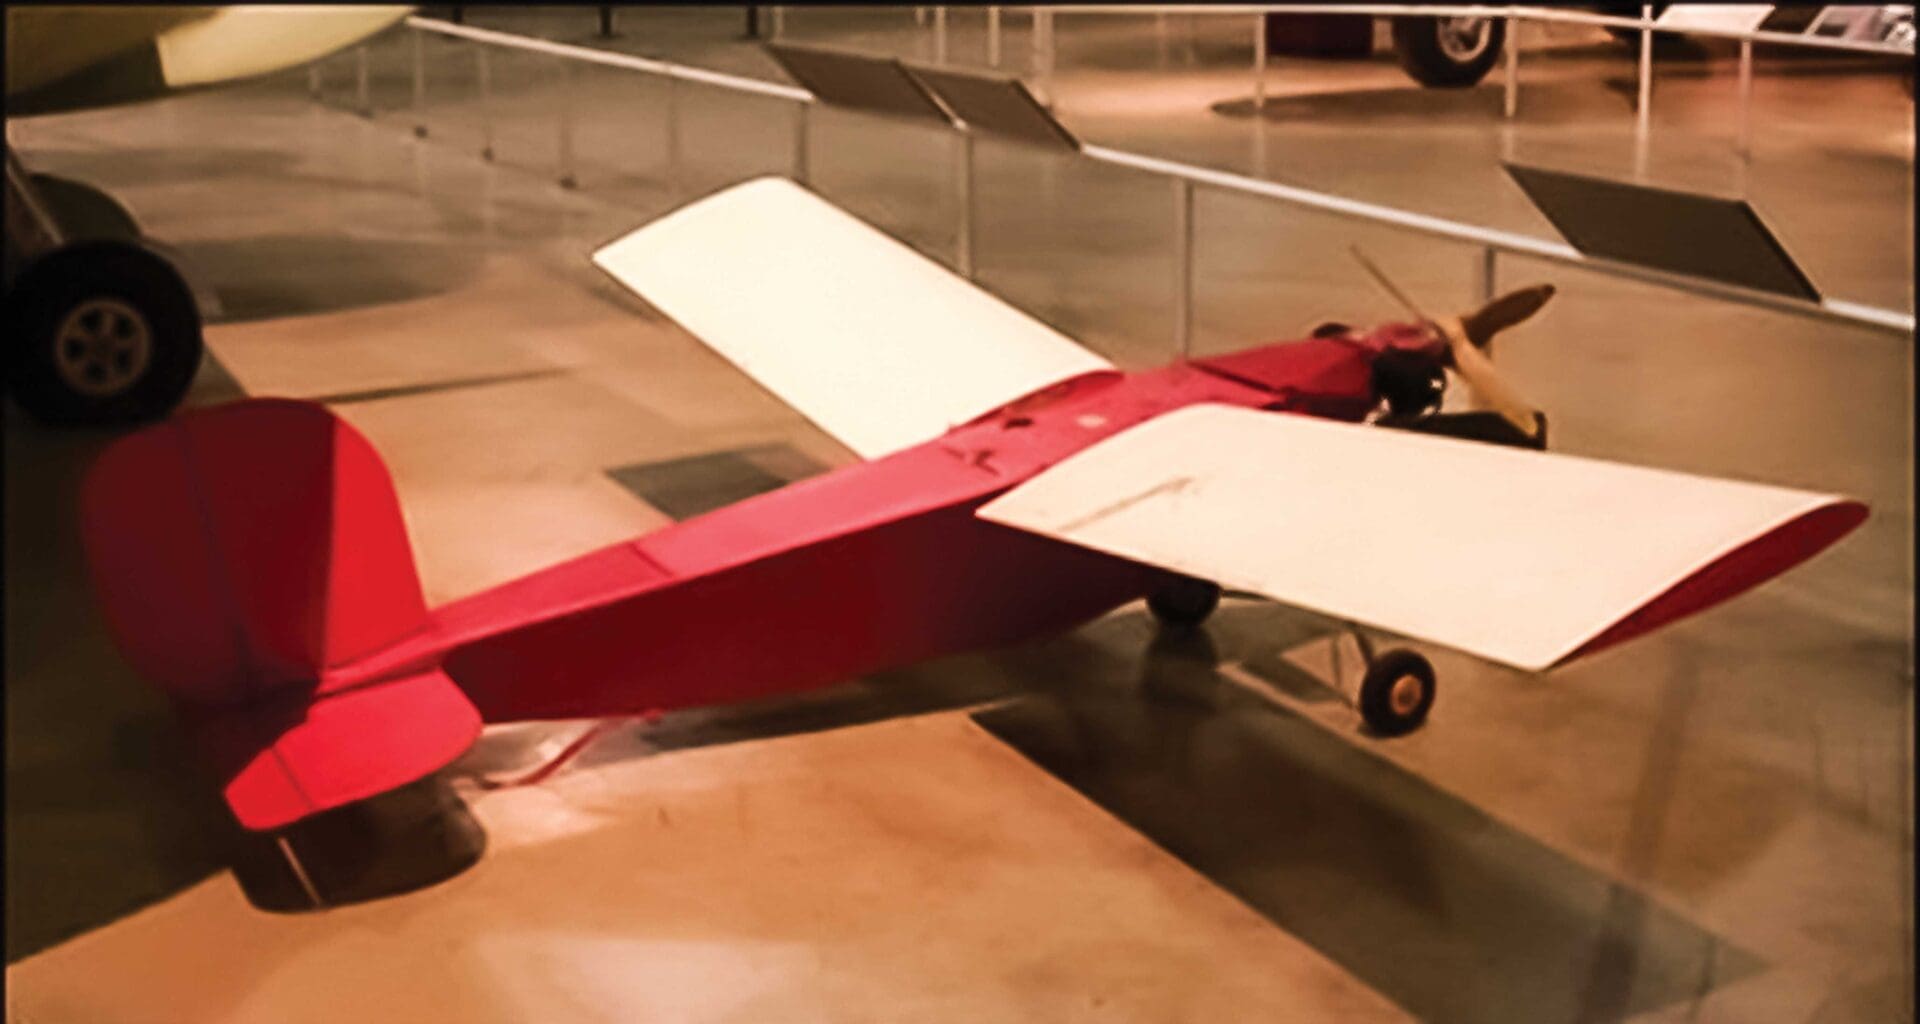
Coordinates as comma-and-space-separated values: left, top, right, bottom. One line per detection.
1460, 284, 1556, 350
1348, 248, 1553, 439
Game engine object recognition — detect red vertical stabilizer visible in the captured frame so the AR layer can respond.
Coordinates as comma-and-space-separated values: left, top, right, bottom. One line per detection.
81, 398, 480, 830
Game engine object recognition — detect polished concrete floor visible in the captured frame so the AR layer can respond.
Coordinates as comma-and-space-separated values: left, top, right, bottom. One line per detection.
5, 7, 1913, 1022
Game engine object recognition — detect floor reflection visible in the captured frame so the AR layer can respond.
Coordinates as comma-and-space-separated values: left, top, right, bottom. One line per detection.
973, 626, 1762, 1024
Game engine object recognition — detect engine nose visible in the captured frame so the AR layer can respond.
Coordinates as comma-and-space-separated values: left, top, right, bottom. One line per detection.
1189, 334, 1385, 422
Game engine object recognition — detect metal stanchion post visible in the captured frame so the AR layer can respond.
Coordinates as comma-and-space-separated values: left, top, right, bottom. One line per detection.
412, 31, 428, 138
956, 131, 975, 278
1252, 104, 1268, 178
1736, 38, 1754, 161
598, 6, 615, 39
792, 101, 809, 184
771, 6, 784, 40
1173, 178, 1194, 361
1636, 6, 1653, 141
934, 7, 948, 64
1032, 9, 1056, 110
356, 44, 371, 117
1478, 246, 1497, 303
665, 75, 681, 197
476, 44, 495, 161
987, 7, 1001, 67
1503, 16, 1518, 119
1252, 15, 1267, 112
557, 59, 577, 188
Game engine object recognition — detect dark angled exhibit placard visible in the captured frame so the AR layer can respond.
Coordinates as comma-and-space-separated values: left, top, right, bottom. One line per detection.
765, 43, 951, 126
1503, 163, 1820, 302
903, 63, 1080, 150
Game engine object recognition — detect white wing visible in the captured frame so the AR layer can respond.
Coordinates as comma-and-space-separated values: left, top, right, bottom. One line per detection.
978, 404, 1865, 671
593, 177, 1113, 459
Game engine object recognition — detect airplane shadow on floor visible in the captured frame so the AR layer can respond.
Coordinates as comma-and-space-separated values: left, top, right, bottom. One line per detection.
1211, 76, 1631, 125
973, 618, 1764, 1024
478, 597, 1764, 1024
595, 442, 1762, 1022
2, 409, 239, 963
171, 234, 488, 324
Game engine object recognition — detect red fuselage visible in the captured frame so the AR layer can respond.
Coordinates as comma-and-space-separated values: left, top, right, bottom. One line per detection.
412, 335, 1393, 723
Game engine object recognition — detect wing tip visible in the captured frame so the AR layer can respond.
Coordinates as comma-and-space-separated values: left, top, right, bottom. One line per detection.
1551, 497, 1869, 669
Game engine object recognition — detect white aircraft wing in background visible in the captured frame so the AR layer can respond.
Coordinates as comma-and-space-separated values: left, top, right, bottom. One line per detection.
5, 6, 413, 115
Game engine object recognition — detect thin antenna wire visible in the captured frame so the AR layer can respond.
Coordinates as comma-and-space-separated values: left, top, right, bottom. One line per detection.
1349, 245, 1431, 325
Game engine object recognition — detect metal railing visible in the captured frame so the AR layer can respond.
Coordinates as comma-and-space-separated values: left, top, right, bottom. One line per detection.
790, 5, 1914, 160
356, 15, 1910, 341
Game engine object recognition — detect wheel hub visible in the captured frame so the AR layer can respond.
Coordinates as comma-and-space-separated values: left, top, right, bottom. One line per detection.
53, 297, 152, 398
1388, 674, 1426, 716
1436, 17, 1492, 62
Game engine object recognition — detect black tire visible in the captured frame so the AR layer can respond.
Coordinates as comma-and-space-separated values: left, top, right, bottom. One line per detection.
1392, 15, 1505, 88
229, 772, 486, 912
5, 241, 203, 426
27, 172, 143, 241
1359, 647, 1436, 737
1148, 576, 1222, 630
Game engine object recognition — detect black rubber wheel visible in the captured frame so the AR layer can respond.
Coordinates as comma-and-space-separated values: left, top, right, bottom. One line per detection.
28, 172, 143, 241
1392, 15, 1505, 88
229, 772, 487, 913
1147, 576, 1222, 630
1358, 648, 1436, 737
5, 241, 203, 426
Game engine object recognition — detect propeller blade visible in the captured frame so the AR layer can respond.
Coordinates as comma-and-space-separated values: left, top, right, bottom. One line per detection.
1438, 315, 1543, 438
1460, 283, 1556, 349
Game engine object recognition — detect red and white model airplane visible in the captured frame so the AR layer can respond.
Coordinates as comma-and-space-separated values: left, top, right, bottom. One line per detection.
81, 177, 1867, 835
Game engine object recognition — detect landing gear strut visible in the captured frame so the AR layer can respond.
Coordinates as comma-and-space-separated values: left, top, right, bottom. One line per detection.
1344, 625, 1436, 737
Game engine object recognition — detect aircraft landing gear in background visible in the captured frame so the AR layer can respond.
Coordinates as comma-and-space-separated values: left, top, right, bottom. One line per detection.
6, 242, 204, 425
1391, 15, 1507, 88
5, 156, 205, 426
1148, 576, 1223, 630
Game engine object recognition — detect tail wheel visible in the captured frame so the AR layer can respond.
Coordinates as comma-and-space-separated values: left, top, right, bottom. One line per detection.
1148, 576, 1222, 630
1359, 648, 1436, 737
228, 773, 487, 912
5, 241, 203, 425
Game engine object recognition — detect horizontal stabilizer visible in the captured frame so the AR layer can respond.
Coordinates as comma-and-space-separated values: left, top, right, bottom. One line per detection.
81, 399, 479, 829
592, 176, 1113, 459
977, 405, 1866, 671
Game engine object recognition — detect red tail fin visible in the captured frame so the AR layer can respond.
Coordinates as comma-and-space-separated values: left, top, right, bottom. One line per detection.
81, 398, 479, 830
